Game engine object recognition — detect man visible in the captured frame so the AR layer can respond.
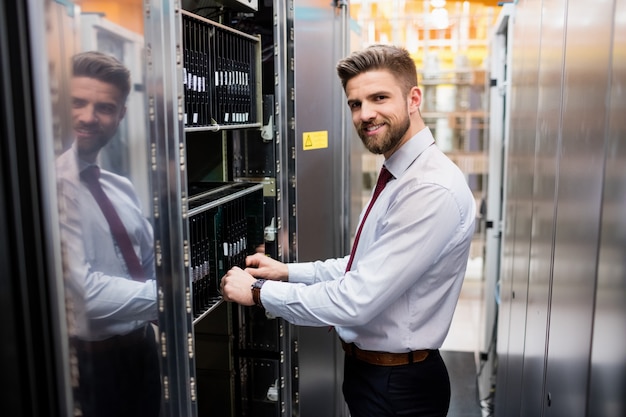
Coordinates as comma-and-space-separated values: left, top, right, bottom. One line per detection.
56, 51, 160, 417
221, 44, 476, 416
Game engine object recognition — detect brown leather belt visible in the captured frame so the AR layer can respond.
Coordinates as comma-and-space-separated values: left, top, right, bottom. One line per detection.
341, 340, 430, 366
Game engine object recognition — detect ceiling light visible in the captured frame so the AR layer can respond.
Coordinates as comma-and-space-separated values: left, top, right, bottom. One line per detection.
431, 7, 449, 29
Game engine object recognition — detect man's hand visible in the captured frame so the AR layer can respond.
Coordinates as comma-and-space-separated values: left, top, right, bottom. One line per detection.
221, 254, 288, 306
244, 253, 289, 282
221, 267, 256, 306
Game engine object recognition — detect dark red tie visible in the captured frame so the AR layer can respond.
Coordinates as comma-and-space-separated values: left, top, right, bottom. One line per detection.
81, 165, 146, 281
345, 166, 393, 272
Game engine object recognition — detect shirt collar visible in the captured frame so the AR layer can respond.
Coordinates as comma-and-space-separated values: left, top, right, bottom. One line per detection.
383, 127, 435, 179
70, 142, 98, 173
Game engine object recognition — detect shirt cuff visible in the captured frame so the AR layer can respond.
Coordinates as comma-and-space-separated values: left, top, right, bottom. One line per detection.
286, 263, 317, 285
260, 279, 297, 321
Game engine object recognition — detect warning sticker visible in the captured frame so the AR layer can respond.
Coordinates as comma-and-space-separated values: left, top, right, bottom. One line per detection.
302, 131, 328, 150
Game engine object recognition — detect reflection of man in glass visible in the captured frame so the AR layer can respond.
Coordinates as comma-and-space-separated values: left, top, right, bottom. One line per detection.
56, 51, 160, 417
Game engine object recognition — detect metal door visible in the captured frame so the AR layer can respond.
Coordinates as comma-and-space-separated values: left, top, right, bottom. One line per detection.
293, 1, 353, 416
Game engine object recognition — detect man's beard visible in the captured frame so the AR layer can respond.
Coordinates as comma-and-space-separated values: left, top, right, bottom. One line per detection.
74, 122, 112, 158
358, 113, 410, 155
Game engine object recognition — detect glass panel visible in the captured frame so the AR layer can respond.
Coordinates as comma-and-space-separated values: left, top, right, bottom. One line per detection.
48, 1, 162, 416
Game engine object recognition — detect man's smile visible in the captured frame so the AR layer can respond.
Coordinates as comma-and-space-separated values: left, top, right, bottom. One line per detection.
364, 123, 384, 135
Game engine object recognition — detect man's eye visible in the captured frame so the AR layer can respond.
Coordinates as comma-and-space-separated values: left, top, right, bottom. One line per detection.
97, 105, 117, 114
349, 102, 361, 109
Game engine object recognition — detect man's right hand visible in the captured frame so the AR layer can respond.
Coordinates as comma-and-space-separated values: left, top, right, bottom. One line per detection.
244, 253, 289, 282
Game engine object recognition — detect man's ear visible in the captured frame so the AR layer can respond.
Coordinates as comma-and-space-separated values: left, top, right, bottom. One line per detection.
120, 105, 127, 120
408, 86, 422, 113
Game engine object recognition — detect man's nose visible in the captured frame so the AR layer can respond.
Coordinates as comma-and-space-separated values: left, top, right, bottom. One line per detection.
359, 102, 376, 121
77, 105, 98, 124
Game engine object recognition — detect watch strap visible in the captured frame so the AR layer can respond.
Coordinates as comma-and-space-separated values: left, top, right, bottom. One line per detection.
251, 279, 266, 308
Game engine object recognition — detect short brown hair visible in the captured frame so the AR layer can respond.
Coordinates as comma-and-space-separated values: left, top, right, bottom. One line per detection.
336, 44, 418, 95
72, 51, 131, 101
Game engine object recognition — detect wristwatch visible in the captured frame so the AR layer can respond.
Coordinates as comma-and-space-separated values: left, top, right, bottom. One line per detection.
251, 279, 266, 308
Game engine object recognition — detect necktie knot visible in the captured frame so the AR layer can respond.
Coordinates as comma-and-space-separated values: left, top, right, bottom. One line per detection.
372, 166, 393, 200
81, 165, 101, 184
376, 166, 392, 188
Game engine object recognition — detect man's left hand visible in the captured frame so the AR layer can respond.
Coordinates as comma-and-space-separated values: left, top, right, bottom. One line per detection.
221, 267, 256, 306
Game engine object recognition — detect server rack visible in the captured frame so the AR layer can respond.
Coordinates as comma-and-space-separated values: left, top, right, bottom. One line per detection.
2, 0, 354, 416
494, 0, 626, 416
147, 0, 354, 415
145, 1, 295, 415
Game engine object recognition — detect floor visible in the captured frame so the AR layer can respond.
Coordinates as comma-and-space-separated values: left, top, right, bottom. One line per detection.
440, 256, 486, 417
441, 350, 482, 417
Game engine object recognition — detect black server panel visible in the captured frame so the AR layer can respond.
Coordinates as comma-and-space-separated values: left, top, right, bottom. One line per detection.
188, 181, 264, 319
178, 5, 290, 417
188, 182, 265, 417
242, 358, 281, 417
182, 11, 259, 127
195, 303, 234, 416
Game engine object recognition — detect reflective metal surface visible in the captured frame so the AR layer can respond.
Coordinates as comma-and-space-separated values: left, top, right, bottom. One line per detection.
293, 1, 351, 416
588, 1, 626, 416
520, 0, 567, 414
479, 3, 513, 403
543, 0, 614, 414
146, 1, 198, 414
496, 0, 626, 415
495, 0, 543, 411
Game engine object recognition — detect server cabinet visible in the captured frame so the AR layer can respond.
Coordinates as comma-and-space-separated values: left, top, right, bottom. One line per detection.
477, 3, 514, 409
146, 1, 293, 415
3, 0, 163, 416
291, 1, 354, 417
3, 0, 270, 415
542, 0, 614, 414
151, 0, 353, 416
516, 0, 567, 414
4, 0, 352, 415
495, 0, 626, 416
178, 2, 355, 416
590, 2, 626, 413
494, 0, 542, 412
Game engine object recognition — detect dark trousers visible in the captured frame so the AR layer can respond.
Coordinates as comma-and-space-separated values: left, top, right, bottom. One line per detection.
74, 324, 161, 417
342, 349, 450, 417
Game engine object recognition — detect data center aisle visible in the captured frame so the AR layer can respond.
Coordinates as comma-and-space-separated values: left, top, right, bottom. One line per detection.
440, 257, 485, 417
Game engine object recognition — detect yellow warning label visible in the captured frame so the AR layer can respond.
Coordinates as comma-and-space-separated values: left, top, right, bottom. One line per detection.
303, 130, 328, 150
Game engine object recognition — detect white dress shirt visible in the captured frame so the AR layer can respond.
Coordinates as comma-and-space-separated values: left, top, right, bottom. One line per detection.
57, 145, 157, 341
261, 127, 476, 352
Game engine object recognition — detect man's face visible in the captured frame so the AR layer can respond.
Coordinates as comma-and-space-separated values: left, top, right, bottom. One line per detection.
345, 70, 412, 158
71, 76, 126, 162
